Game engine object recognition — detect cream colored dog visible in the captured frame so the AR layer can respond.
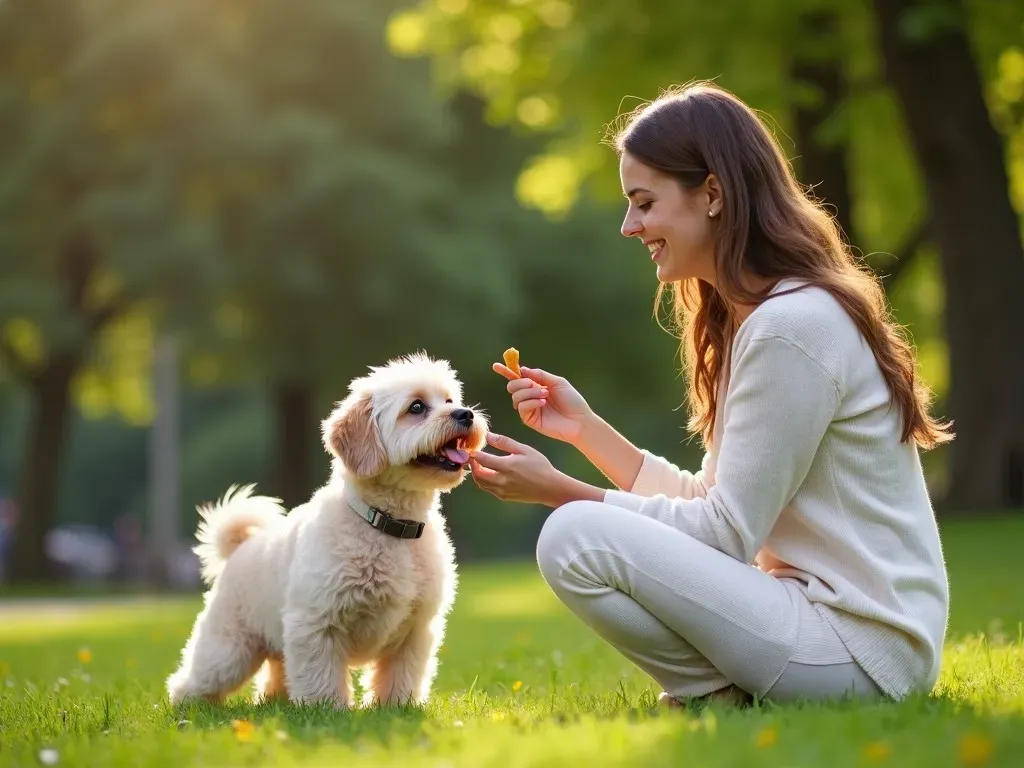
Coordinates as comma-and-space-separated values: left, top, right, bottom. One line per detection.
166, 352, 487, 709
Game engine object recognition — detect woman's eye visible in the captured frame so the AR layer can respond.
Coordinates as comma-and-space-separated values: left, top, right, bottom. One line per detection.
408, 400, 426, 415
639, 201, 653, 212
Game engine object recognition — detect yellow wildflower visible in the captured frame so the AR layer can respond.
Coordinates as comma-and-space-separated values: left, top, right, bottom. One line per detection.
231, 719, 255, 742
958, 732, 993, 766
755, 727, 777, 748
512, 680, 523, 692
862, 741, 892, 762
77, 648, 92, 664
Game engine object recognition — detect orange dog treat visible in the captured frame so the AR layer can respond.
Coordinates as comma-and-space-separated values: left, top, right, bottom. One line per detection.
502, 347, 521, 377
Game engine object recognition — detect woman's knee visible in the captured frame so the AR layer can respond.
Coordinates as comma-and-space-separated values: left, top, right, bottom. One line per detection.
535, 500, 612, 585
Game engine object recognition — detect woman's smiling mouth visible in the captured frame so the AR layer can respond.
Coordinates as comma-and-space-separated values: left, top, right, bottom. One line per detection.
644, 239, 666, 260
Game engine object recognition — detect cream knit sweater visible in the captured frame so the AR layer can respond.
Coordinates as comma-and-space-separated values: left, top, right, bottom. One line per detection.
603, 280, 949, 698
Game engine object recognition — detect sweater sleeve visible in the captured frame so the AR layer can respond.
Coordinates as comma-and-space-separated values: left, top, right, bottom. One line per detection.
629, 449, 715, 500
603, 335, 840, 563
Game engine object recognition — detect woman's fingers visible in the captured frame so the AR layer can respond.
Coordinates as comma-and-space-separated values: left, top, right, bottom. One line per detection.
470, 449, 510, 470
470, 457, 500, 483
506, 378, 535, 394
492, 362, 519, 381
518, 399, 546, 415
518, 366, 563, 387
495, 362, 566, 393
511, 385, 547, 407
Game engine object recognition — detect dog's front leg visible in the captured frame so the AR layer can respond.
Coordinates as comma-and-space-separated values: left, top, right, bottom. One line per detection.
283, 620, 351, 709
362, 620, 441, 708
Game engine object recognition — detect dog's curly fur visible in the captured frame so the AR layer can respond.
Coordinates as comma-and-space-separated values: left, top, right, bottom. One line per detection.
166, 353, 487, 709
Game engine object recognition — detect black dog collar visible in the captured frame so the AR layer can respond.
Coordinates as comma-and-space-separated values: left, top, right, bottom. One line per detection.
348, 496, 424, 540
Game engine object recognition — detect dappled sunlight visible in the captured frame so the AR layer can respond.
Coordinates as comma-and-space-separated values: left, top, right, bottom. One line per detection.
0, 597, 198, 643
385, 10, 429, 57
1, 317, 43, 366
937, 633, 1024, 715
460, 580, 561, 619
74, 309, 157, 425
515, 153, 584, 218
516, 94, 558, 128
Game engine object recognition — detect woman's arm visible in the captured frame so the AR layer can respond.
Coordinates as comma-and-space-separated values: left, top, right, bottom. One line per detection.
573, 413, 716, 499
570, 413, 645, 491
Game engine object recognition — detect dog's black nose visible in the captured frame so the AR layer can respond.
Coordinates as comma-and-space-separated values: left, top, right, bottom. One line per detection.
451, 408, 474, 426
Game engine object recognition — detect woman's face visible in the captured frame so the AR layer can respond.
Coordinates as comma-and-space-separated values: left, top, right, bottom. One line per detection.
619, 151, 720, 285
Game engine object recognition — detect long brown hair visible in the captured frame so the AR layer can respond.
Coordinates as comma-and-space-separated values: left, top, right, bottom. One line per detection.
610, 82, 952, 450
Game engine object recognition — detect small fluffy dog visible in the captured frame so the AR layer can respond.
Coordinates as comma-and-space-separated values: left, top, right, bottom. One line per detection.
166, 353, 487, 709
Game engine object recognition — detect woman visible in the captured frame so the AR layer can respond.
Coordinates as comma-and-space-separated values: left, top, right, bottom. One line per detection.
469, 82, 951, 706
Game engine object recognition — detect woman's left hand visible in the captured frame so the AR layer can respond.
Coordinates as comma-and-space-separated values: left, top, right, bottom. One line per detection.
470, 432, 570, 507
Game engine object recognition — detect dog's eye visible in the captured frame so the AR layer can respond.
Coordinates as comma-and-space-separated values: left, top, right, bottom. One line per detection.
408, 400, 427, 415
445, 398, 453, 404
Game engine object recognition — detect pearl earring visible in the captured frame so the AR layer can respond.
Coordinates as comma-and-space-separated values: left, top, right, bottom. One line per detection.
709, 210, 716, 217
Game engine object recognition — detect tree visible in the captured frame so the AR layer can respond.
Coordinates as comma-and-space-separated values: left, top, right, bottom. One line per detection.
872, 0, 1024, 508
161, 0, 531, 510
0, 0, 225, 580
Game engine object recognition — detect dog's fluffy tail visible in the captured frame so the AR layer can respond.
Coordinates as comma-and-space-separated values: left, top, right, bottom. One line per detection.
193, 484, 286, 585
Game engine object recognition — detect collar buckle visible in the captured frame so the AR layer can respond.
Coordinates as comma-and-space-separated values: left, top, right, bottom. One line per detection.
353, 500, 424, 539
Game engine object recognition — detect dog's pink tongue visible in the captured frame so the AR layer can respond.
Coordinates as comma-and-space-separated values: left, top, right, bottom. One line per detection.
443, 446, 470, 465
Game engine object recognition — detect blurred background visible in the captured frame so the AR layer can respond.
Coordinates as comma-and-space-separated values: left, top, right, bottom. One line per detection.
0, 0, 1021, 591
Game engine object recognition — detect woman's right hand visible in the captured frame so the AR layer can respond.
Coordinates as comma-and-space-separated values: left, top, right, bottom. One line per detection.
492, 361, 594, 444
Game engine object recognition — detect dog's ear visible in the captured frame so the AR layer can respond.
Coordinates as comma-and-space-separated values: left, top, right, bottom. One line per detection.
322, 392, 388, 477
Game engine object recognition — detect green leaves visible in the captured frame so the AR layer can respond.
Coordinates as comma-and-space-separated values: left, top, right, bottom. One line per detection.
390, 0, 1022, 242
0, 0, 553, 411
897, 0, 968, 44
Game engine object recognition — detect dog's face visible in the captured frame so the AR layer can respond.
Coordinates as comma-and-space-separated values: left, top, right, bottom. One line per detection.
322, 353, 488, 492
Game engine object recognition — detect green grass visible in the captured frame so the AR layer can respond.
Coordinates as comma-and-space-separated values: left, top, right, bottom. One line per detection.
1, 516, 1023, 767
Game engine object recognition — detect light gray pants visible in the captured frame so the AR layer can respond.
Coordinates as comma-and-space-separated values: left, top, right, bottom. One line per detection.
536, 501, 884, 703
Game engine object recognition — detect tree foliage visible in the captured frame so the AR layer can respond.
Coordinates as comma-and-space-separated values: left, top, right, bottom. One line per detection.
389, 0, 1024, 509
387, 0, 1022, 238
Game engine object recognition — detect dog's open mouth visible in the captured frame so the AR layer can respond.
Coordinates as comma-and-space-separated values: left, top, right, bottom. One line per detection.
413, 437, 471, 472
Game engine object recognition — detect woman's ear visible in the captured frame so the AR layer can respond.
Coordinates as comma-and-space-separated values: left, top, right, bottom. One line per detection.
322, 392, 388, 477
705, 173, 723, 218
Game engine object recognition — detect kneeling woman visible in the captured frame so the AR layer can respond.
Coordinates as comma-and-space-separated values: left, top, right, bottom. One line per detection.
470, 82, 950, 706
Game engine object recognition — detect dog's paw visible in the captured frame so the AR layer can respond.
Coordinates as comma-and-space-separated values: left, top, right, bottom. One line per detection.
166, 672, 191, 706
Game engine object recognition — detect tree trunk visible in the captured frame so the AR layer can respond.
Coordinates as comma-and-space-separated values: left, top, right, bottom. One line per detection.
872, 0, 1024, 510
792, 10, 856, 246
272, 380, 315, 510
790, 11, 925, 292
147, 334, 181, 590
8, 354, 78, 583
4, 233, 129, 581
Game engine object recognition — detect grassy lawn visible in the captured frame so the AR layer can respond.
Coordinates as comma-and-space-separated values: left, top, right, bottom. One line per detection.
1, 515, 1022, 767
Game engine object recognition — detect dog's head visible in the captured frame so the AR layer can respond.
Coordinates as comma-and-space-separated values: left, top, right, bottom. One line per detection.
322, 352, 488, 492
